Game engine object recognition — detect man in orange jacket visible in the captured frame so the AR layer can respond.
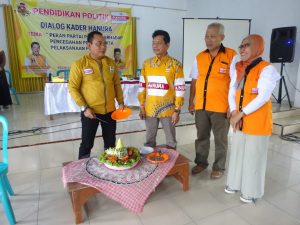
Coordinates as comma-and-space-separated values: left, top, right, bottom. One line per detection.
189, 23, 236, 179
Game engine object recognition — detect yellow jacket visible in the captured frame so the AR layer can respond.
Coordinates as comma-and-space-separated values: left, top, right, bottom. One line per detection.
138, 55, 185, 118
68, 54, 124, 114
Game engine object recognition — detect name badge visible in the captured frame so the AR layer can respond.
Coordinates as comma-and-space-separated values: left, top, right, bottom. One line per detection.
251, 88, 258, 94
84, 68, 93, 74
219, 68, 226, 74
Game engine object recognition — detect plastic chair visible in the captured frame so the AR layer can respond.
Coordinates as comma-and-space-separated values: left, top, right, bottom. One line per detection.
4, 70, 20, 105
135, 69, 141, 79
56, 69, 70, 81
118, 70, 123, 79
0, 115, 16, 225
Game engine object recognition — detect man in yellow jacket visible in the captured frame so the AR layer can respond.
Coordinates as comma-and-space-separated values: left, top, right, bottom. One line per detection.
69, 31, 124, 159
138, 30, 185, 149
189, 23, 236, 178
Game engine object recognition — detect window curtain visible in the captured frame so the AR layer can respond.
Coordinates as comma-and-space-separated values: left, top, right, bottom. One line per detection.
4, 5, 47, 92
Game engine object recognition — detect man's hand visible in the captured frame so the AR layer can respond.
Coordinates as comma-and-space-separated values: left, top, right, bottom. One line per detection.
84, 108, 96, 119
0, 67, 3, 72
236, 120, 243, 131
226, 108, 231, 118
172, 111, 180, 125
119, 104, 125, 111
230, 110, 238, 118
188, 102, 195, 115
189, 79, 196, 115
139, 106, 146, 120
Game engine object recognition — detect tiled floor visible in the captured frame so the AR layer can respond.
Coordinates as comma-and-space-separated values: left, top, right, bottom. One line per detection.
1, 93, 300, 225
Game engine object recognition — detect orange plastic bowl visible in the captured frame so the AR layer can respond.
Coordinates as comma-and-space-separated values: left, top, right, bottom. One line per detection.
147, 152, 169, 164
111, 107, 132, 120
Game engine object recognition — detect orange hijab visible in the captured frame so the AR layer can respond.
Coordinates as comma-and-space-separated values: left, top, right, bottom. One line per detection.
236, 34, 265, 82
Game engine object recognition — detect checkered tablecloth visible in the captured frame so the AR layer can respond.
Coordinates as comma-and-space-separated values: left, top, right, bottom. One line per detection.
62, 148, 179, 213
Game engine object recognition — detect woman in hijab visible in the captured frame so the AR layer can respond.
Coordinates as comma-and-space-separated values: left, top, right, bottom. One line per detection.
224, 34, 281, 203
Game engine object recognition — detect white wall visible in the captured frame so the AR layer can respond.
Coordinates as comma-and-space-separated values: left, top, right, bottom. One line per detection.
0, 4, 10, 69
295, 62, 300, 107
183, 18, 250, 81
186, 0, 300, 105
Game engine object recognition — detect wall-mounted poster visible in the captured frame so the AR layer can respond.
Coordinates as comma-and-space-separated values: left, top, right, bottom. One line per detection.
12, 0, 134, 78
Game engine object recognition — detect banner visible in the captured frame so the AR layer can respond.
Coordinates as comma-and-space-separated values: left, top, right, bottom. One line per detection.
12, 0, 133, 78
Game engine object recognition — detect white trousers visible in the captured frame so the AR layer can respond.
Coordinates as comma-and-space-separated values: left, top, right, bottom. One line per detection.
226, 131, 270, 198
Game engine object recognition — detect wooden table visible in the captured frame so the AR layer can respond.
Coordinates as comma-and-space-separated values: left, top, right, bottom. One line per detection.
63, 154, 190, 224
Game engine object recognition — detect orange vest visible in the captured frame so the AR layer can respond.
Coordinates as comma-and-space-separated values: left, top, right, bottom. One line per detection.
236, 61, 273, 135
195, 46, 236, 113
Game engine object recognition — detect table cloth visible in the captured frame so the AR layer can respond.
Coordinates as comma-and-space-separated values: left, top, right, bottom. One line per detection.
44, 80, 140, 116
62, 148, 179, 212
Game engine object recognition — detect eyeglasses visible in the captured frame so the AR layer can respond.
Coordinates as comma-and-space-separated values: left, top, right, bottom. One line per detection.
238, 43, 250, 50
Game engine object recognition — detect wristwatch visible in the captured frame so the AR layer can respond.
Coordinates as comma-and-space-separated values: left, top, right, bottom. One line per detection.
80, 105, 88, 112
240, 109, 245, 116
174, 109, 181, 114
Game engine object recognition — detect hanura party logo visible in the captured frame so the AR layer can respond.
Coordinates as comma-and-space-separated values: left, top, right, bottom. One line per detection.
16, 2, 30, 16
111, 11, 129, 24
147, 76, 169, 97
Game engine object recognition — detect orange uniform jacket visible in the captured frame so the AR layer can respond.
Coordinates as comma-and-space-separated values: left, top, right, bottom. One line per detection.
195, 45, 236, 113
236, 61, 273, 135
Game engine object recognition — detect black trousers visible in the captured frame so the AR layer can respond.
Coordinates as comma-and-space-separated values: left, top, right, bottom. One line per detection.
79, 111, 116, 159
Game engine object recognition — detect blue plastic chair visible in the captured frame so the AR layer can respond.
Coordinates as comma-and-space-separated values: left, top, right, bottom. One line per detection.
135, 69, 141, 79
56, 69, 70, 81
0, 115, 16, 225
4, 70, 20, 105
118, 70, 123, 79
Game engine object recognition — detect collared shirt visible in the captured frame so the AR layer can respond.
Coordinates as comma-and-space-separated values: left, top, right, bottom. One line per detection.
138, 54, 185, 118
189, 44, 227, 79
